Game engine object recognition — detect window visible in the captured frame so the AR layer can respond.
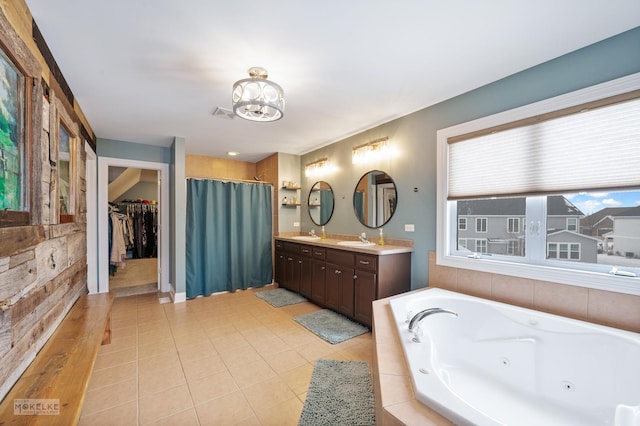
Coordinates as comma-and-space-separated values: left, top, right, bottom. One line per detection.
548, 243, 580, 260
508, 218, 520, 233
58, 121, 75, 222
507, 240, 520, 256
0, 39, 32, 227
437, 73, 640, 295
475, 239, 487, 253
458, 217, 467, 230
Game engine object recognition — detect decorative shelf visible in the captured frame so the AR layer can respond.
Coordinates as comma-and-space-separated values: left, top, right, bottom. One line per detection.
281, 203, 301, 207
281, 186, 301, 190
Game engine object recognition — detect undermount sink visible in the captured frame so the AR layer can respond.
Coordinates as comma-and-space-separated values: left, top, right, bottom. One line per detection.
336, 240, 376, 247
291, 236, 321, 241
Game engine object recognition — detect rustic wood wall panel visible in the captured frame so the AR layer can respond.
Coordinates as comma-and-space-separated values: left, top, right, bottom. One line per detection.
0, 3, 92, 401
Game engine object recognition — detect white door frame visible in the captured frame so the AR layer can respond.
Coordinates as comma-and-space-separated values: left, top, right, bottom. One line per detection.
85, 142, 98, 294
98, 156, 170, 293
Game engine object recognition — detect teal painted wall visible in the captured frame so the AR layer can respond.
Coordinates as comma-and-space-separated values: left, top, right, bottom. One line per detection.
300, 26, 640, 290
97, 138, 171, 163
171, 137, 186, 296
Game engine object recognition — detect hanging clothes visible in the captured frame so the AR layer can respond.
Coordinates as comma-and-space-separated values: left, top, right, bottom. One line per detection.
185, 179, 273, 298
113, 202, 158, 258
108, 206, 130, 275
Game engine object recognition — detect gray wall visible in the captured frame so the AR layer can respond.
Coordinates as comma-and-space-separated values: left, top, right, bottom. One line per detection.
300, 26, 640, 290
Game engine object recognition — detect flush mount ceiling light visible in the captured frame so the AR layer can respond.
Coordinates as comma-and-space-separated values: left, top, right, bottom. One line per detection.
232, 67, 284, 122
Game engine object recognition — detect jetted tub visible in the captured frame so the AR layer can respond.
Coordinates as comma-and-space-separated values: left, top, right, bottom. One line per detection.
389, 288, 640, 426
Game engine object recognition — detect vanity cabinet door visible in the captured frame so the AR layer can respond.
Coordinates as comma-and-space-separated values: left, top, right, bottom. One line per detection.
284, 255, 300, 293
325, 263, 355, 317
275, 250, 286, 287
354, 269, 376, 327
311, 259, 326, 305
299, 257, 312, 298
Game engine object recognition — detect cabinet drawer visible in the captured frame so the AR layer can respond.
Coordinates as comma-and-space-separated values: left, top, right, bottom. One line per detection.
311, 247, 326, 260
355, 254, 377, 272
326, 249, 354, 267
284, 242, 302, 253
300, 245, 313, 257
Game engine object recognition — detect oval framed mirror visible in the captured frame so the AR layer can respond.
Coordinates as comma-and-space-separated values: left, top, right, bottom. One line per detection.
353, 170, 397, 228
308, 181, 335, 226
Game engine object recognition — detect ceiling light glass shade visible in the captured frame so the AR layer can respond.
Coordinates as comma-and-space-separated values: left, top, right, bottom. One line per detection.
232, 67, 284, 122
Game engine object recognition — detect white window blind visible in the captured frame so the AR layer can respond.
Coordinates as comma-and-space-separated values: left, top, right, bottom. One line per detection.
448, 96, 640, 200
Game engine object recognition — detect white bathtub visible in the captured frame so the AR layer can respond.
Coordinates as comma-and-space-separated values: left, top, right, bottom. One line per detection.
389, 288, 640, 426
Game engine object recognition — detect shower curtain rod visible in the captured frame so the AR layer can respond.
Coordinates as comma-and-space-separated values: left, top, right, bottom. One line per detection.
186, 176, 273, 185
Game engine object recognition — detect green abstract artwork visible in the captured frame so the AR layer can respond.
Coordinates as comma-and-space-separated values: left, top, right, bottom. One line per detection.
0, 47, 25, 211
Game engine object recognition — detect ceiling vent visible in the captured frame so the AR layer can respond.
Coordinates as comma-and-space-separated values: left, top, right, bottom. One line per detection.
212, 107, 235, 119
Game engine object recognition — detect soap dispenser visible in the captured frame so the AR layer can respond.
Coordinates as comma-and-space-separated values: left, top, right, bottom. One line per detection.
321, 226, 326, 239
378, 228, 385, 245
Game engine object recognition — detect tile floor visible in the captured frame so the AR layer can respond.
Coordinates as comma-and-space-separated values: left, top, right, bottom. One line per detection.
78, 286, 373, 425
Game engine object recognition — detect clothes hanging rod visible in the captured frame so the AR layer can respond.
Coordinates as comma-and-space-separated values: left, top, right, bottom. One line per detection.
186, 176, 273, 185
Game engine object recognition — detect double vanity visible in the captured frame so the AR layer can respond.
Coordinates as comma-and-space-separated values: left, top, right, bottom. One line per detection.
274, 235, 412, 327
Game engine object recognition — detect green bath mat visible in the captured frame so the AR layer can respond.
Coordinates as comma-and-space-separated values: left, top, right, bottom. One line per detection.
255, 288, 308, 307
298, 359, 374, 426
293, 309, 369, 344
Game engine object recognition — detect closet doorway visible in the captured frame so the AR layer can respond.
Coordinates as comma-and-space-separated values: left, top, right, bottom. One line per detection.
108, 167, 158, 296
97, 157, 169, 295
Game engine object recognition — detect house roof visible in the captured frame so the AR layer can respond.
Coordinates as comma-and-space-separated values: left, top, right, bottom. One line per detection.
580, 207, 628, 227
614, 205, 640, 217
457, 195, 583, 216
546, 196, 584, 217
547, 229, 600, 242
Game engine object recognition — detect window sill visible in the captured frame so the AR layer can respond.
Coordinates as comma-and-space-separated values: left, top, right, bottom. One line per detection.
436, 252, 640, 296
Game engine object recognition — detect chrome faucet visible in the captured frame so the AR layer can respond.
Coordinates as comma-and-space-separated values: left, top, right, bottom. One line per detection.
359, 232, 369, 243
309, 229, 316, 237
408, 308, 458, 332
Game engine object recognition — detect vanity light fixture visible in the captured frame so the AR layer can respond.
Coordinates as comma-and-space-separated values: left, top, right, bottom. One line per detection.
305, 158, 330, 178
232, 67, 285, 122
352, 136, 390, 164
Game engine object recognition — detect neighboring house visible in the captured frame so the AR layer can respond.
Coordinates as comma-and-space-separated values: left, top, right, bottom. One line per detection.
579, 207, 628, 238
547, 230, 599, 263
457, 197, 526, 256
457, 195, 590, 261
607, 206, 640, 258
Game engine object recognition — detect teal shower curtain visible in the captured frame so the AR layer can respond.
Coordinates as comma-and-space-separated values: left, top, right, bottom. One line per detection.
320, 189, 334, 224
186, 179, 273, 298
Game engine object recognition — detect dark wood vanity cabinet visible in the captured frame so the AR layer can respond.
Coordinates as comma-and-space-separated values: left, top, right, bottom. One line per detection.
274, 238, 411, 327
310, 248, 327, 305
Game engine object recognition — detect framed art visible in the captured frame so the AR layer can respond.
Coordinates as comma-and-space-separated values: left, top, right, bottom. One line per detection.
0, 44, 28, 225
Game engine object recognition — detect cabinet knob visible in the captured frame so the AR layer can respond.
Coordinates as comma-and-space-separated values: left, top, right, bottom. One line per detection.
359, 260, 370, 265
321, 266, 325, 270
335, 270, 341, 275
288, 257, 293, 261
354, 275, 358, 279
298, 260, 302, 264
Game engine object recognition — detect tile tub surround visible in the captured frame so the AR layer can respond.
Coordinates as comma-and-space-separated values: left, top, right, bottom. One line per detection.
427, 251, 640, 333
372, 293, 453, 425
